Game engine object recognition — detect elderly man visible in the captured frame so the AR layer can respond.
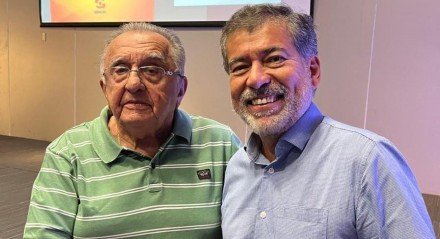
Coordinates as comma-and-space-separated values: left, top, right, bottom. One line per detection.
24, 22, 240, 238
220, 4, 435, 239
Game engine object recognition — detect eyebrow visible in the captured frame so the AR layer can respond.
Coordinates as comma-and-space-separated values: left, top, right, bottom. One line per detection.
109, 57, 126, 68
263, 47, 285, 56
228, 56, 247, 67
108, 52, 167, 68
144, 52, 166, 64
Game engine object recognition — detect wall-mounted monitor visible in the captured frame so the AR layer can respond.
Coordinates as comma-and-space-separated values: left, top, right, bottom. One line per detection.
40, 0, 314, 27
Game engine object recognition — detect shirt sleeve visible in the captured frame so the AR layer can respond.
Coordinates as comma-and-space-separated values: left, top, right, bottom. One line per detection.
23, 143, 79, 238
355, 139, 435, 238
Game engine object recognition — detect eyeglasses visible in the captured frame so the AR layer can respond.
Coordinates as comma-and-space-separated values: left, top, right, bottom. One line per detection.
105, 65, 181, 83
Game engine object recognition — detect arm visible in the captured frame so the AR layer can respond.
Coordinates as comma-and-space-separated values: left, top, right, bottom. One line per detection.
24, 143, 79, 238
355, 140, 435, 238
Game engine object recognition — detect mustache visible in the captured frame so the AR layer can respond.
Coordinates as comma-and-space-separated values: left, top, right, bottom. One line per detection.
240, 83, 287, 102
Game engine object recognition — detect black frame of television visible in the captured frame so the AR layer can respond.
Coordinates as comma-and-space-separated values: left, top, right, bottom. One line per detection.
39, 1, 314, 27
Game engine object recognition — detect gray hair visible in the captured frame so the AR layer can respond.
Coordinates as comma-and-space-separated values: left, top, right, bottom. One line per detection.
100, 22, 185, 83
220, 4, 317, 73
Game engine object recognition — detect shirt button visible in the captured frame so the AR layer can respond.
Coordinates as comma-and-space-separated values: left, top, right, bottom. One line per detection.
268, 167, 275, 174
260, 211, 267, 219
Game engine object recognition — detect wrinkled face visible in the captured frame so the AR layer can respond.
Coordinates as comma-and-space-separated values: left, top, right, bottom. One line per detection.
226, 22, 320, 137
100, 31, 186, 130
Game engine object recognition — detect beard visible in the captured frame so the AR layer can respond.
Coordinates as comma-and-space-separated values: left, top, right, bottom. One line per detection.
232, 76, 314, 137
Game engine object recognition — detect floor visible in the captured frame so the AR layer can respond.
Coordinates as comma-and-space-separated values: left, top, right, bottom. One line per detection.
0, 135, 49, 239
0, 135, 438, 238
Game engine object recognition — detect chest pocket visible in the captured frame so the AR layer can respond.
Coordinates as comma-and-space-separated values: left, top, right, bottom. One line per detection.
274, 206, 328, 239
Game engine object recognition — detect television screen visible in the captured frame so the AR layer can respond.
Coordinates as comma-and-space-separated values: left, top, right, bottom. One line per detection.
40, 0, 313, 27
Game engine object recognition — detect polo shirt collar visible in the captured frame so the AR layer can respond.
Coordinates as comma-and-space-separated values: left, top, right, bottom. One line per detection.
90, 106, 123, 164
245, 102, 323, 163
171, 109, 192, 143
90, 107, 192, 164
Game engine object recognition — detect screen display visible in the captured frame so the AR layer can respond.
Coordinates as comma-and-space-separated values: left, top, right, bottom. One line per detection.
40, 0, 313, 27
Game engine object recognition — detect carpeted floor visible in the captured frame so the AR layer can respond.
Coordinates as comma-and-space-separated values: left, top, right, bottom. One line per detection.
0, 135, 48, 239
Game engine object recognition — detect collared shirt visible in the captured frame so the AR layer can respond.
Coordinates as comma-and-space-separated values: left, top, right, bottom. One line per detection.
222, 103, 435, 239
24, 106, 240, 239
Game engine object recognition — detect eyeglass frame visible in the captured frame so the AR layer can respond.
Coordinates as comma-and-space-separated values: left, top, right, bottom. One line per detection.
102, 65, 183, 84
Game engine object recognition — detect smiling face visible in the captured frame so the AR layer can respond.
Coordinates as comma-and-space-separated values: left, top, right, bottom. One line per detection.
100, 30, 186, 133
227, 21, 320, 137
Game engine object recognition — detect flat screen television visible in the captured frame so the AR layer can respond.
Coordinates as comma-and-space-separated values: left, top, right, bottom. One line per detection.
40, 0, 314, 27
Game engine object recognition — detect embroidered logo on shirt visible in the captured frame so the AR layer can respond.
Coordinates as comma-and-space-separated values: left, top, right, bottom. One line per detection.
197, 169, 211, 180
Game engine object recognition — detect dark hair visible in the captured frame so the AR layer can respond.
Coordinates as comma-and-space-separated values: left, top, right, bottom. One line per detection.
220, 4, 317, 72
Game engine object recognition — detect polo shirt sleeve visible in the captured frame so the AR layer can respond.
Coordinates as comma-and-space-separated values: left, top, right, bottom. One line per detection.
355, 139, 435, 238
23, 141, 78, 238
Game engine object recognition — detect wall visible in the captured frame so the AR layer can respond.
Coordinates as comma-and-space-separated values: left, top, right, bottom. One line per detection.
0, 0, 9, 134
0, 0, 439, 195
0, 0, 246, 141
367, 0, 440, 196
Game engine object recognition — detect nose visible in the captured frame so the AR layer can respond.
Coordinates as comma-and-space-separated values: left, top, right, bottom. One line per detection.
246, 63, 270, 89
125, 69, 146, 92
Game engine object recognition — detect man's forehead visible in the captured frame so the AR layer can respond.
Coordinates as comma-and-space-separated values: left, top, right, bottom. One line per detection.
226, 28, 295, 62
106, 31, 171, 62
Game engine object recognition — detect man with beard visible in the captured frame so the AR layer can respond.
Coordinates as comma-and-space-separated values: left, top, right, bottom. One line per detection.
220, 4, 435, 239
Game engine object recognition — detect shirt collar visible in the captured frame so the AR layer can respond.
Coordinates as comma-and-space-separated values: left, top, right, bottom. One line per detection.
90, 106, 123, 164
171, 108, 192, 143
245, 102, 323, 163
91, 107, 192, 164
280, 102, 323, 151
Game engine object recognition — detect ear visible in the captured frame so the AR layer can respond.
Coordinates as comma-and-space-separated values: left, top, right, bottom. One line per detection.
176, 76, 188, 107
309, 56, 321, 89
100, 79, 107, 94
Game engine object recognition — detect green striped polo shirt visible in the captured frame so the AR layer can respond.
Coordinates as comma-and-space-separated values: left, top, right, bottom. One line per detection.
24, 107, 241, 239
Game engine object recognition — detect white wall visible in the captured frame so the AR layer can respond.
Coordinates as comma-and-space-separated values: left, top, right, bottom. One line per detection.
1, 0, 439, 194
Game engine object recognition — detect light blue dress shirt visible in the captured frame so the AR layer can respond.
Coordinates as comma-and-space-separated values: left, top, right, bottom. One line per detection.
221, 103, 435, 239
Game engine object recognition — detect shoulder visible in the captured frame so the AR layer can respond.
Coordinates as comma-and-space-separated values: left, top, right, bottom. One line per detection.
227, 146, 248, 165
321, 117, 388, 143
189, 114, 235, 134
321, 117, 411, 177
175, 109, 238, 139
307, 117, 410, 177
188, 113, 241, 145
46, 119, 97, 160
317, 117, 396, 157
